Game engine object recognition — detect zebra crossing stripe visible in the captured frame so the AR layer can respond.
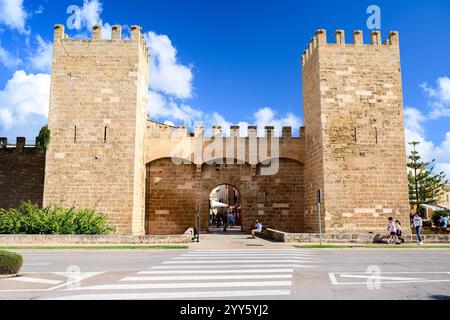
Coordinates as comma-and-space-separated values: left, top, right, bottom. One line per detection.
138, 268, 294, 274
47, 289, 291, 300
172, 256, 318, 261
120, 274, 293, 281
63, 281, 292, 291
163, 259, 317, 264
151, 264, 318, 269
181, 254, 315, 257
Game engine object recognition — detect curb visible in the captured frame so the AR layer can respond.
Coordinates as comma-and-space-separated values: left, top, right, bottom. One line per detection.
0, 274, 17, 279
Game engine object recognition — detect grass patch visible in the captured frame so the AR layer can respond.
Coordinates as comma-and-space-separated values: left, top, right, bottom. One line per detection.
294, 244, 450, 249
0, 245, 189, 250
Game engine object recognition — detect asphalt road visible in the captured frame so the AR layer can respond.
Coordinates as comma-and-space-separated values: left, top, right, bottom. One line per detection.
0, 248, 449, 300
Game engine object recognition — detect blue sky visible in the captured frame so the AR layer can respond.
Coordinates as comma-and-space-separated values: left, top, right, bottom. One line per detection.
0, 0, 450, 176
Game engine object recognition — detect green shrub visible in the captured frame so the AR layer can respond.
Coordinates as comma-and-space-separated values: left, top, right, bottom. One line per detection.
0, 250, 23, 275
0, 202, 114, 235
433, 210, 449, 227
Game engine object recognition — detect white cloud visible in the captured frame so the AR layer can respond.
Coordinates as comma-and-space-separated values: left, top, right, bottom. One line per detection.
404, 106, 450, 178
0, 108, 12, 127
0, 44, 21, 68
144, 31, 193, 99
28, 35, 52, 72
148, 90, 203, 127
421, 77, 450, 119
0, 0, 28, 33
254, 107, 302, 136
0, 70, 51, 129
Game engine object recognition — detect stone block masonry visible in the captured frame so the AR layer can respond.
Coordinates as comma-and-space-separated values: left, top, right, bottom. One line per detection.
0, 138, 45, 209
302, 29, 410, 234
43, 24, 149, 235
1, 26, 413, 238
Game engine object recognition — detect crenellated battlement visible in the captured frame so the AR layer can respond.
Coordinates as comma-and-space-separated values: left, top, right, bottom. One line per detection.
147, 120, 305, 139
0, 137, 38, 151
53, 24, 149, 57
301, 29, 399, 66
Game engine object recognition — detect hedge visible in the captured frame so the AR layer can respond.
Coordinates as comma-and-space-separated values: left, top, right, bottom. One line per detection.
0, 202, 114, 235
0, 250, 23, 275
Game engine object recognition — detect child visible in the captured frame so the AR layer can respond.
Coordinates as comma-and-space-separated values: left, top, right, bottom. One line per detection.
395, 220, 404, 244
387, 217, 398, 245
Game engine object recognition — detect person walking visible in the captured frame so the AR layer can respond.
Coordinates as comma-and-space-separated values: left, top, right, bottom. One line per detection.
228, 211, 234, 228
395, 220, 404, 244
387, 217, 398, 245
413, 213, 424, 245
222, 211, 228, 232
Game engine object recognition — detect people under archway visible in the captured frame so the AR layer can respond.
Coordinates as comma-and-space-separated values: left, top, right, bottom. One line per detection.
209, 184, 241, 232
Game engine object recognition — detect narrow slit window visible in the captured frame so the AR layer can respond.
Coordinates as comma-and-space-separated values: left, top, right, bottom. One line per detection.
104, 126, 107, 143
375, 128, 378, 144
74, 126, 77, 142
353, 127, 357, 143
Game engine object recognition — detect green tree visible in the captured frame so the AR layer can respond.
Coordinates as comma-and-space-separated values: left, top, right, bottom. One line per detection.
407, 141, 448, 214
36, 125, 51, 153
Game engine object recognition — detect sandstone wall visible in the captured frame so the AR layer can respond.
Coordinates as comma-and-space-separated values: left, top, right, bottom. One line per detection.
302, 30, 410, 233
0, 138, 45, 209
43, 25, 149, 235
145, 156, 305, 235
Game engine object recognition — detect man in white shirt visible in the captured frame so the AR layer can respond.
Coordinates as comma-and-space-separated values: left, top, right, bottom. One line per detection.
413, 213, 424, 245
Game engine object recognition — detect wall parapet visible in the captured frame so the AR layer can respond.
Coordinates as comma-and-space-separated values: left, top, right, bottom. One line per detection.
301, 29, 400, 66
0, 137, 38, 151
53, 24, 149, 58
147, 120, 305, 139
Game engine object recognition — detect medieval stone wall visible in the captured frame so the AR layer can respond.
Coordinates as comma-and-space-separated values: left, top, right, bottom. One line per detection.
43, 25, 149, 235
0, 138, 45, 209
302, 30, 410, 233
1, 25, 411, 237
145, 156, 305, 235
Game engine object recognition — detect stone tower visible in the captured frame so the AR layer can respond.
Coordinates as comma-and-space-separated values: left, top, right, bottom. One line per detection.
302, 29, 410, 233
43, 24, 149, 235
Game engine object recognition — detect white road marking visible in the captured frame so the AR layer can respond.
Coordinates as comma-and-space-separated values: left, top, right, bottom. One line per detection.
0, 272, 105, 293
120, 274, 293, 281
48, 272, 105, 291
328, 273, 338, 285
332, 271, 450, 274
4, 276, 62, 285
47, 289, 291, 300
189, 250, 307, 253
329, 272, 450, 285
163, 259, 317, 264
181, 254, 315, 257
151, 264, 318, 269
175, 255, 316, 260
339, 275, 424, 281
63, 281, 292, 291
138, 268, 294, 275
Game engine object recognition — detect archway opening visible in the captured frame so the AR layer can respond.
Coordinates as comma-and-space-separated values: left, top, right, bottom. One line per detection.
208, 184, 242, 233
